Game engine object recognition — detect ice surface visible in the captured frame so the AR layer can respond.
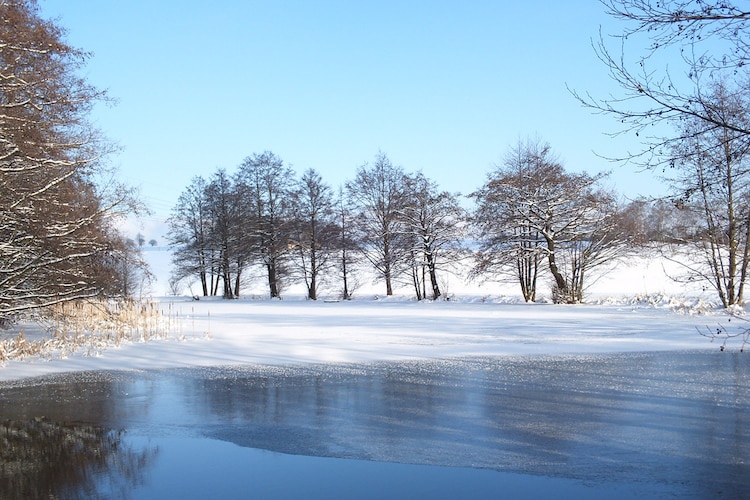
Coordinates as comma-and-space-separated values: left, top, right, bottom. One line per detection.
1, 353, 747, 498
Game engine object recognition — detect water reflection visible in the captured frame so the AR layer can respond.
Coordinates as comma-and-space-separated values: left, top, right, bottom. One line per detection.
0, 351, 748, 498
0, 418, 156, 499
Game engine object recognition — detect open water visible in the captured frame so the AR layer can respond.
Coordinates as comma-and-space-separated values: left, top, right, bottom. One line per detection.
0, 351, 748, 499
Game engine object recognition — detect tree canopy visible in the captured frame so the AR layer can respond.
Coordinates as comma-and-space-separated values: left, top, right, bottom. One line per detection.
0, 0, 136, 319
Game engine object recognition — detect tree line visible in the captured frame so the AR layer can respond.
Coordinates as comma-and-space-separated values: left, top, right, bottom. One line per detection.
167, 151, 467, 302
168, 143, 681, 304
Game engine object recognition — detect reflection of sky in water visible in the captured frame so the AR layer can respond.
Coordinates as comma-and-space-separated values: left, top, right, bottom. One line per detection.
125, 435, 655, 499
0, 351, 748, 499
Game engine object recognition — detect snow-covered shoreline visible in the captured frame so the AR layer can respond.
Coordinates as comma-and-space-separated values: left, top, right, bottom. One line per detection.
0, 294, 733, 382
1, 248, 741, 382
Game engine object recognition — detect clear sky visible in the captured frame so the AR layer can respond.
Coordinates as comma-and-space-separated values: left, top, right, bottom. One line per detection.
39, 0, 664, 238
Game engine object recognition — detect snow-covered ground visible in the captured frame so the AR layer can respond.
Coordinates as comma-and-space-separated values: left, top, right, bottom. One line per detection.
0, 247, 742, 382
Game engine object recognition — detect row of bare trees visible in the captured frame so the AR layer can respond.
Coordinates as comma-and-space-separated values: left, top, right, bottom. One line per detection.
169, 144, 648, 303
0, 0, 143, 323
167, 151, 467, 301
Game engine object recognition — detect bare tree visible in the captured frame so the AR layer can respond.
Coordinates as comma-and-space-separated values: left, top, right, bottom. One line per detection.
581, 2, 750, 308
400, 172, 466, 300
346, 152, 409, 296
0, 0, 136, 319
471, 139, 550, 302
550, 192, 625, 304
206, 168, 242, 299
335, 187, 359, 300
472, 139, 625, 303
663, 78, 750, 307
290, 168, 338, 300
237, 151, 294, 298
167, 176, 215, 296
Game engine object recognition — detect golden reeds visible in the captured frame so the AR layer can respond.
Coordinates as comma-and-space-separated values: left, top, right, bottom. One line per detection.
0, 299, 209, 364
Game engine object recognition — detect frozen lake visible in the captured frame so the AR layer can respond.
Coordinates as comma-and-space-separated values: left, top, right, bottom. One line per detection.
1, 351, 748, 498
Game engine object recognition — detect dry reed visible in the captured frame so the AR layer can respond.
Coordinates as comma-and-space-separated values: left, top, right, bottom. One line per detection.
0, 299, 208, 365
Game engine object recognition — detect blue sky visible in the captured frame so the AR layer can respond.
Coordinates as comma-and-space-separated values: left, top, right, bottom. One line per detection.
40, 1, 664, 236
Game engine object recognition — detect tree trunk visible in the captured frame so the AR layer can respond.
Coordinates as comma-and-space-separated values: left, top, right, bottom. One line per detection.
383, 237, 394, 296
267, 260, 280, 298
411, 257, 423, 300
200, 271, 208, 296
233, 266, 242, 298
425, 251, 441, 300
341, 249, 351, 300
222, 269, 233, 299
517, 255, 537, 303
545, 236, 569, 303
737, 214, 750, 304
308, 279, 317, 300
198, 251, 209, 296
308, 246, 317, 300
384, 255, 394, 296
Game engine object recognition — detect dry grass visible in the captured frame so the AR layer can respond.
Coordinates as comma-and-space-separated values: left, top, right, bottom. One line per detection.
0, 299, 207, 364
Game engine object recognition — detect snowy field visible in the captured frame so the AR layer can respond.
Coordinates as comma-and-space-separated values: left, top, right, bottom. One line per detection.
0, 247, 742, 382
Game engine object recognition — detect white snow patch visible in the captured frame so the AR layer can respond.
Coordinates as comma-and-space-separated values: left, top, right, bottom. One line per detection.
0, 248, 743, 382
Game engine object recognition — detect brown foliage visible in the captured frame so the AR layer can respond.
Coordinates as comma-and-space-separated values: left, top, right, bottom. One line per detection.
0, 1, 135, 318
